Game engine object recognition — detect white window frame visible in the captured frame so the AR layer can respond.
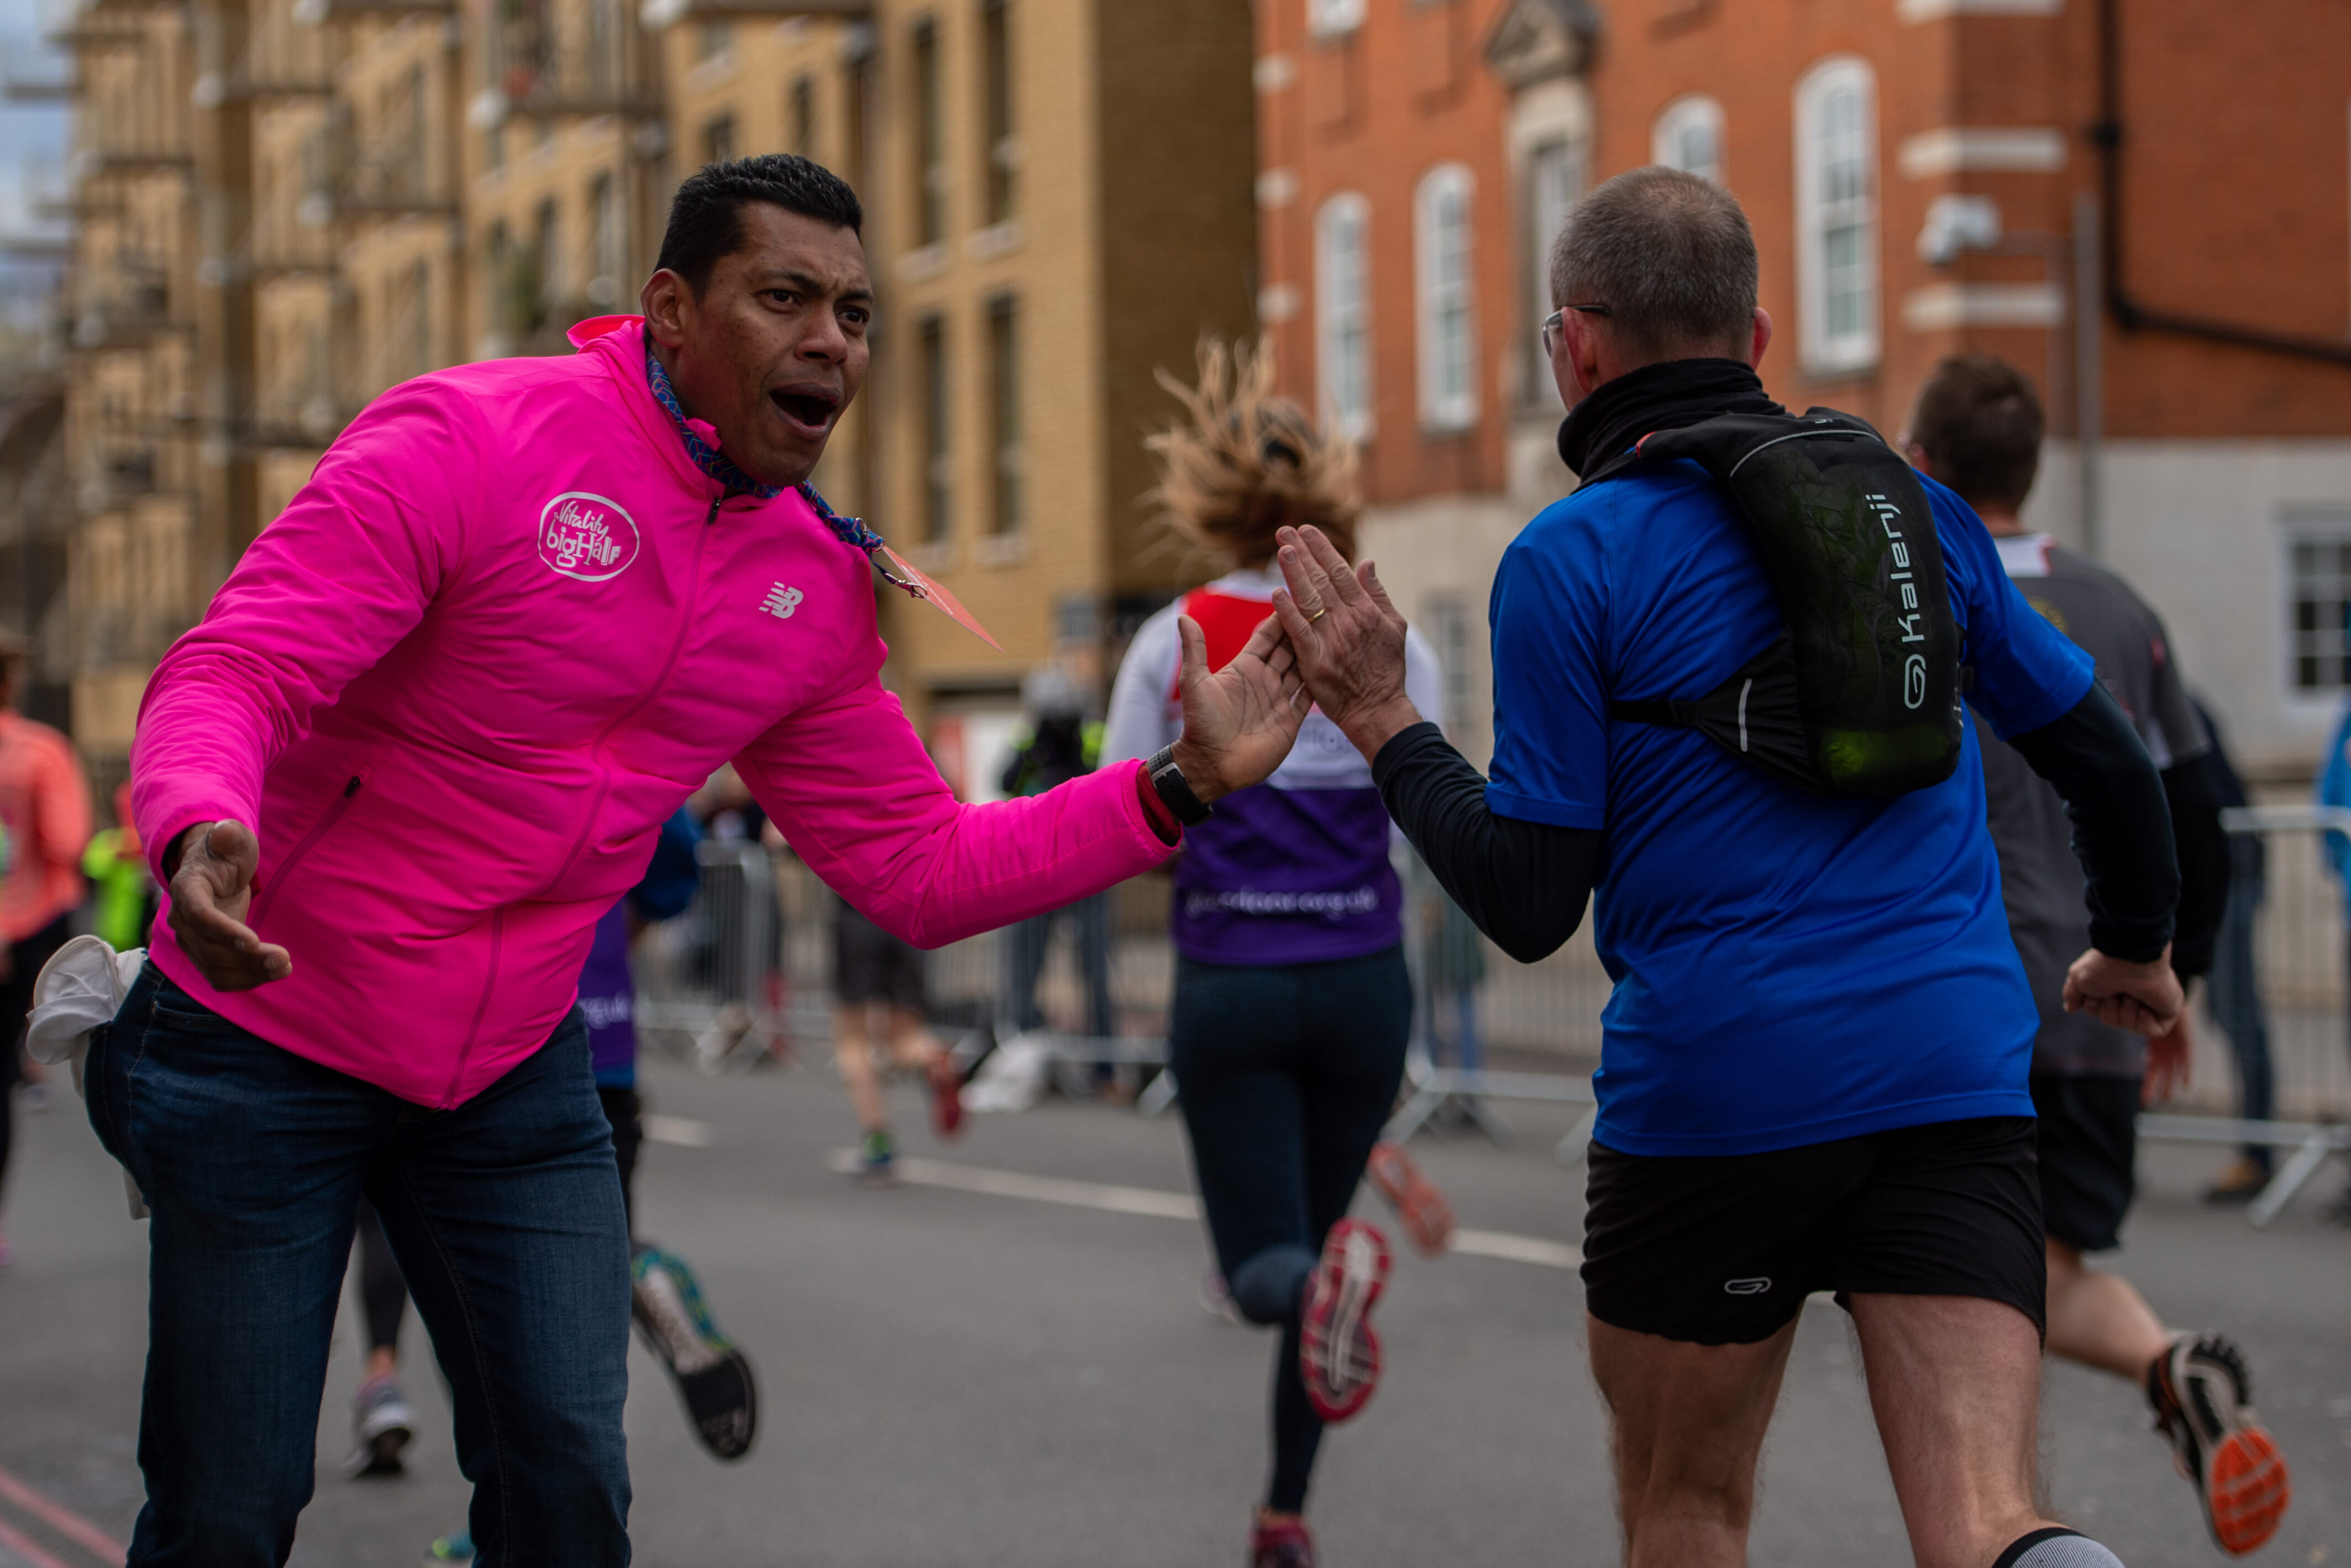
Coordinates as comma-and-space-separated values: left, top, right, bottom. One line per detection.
1306, 0, 1365, 39
1314, 191, 1374, 443
1414, 162, 1479, 433
2284, 513, 2351, 705
1794, 56, 1880, 375
1651, 93, 1725, 184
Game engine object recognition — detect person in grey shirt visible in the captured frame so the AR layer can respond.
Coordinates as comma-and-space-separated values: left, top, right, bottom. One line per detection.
1906, 354, 2286, 1557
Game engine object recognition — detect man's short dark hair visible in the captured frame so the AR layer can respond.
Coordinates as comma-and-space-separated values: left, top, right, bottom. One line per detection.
1908, 354, 2045, 513
1549, 167, 1758, 361
655, 154, 863, 297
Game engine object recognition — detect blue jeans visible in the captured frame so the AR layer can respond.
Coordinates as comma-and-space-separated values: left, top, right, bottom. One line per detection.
1003, 892, 1114, 1037
87, 964, 632, 1567
1168, 946, 1411, 1514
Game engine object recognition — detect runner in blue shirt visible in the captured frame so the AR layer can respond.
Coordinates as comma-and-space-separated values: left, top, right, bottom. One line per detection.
1271, 169, 2182, 1568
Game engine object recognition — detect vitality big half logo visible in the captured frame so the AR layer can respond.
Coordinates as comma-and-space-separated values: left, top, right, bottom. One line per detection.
538, 492, 641, 583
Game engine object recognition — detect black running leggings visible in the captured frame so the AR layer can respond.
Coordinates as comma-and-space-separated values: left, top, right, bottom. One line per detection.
1168, 946, 1411, 1515
347, 1082, 645, 1355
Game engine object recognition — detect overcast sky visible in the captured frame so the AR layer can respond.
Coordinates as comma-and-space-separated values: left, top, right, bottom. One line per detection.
0, 0, 71, 337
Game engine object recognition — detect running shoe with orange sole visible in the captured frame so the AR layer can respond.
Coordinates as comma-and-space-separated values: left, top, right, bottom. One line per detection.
2148, 1332, 2290, 1556
1365, 1141, 1455, 1257
1299, 1218, 1390, 1423
1248, 1513, 1315, 1567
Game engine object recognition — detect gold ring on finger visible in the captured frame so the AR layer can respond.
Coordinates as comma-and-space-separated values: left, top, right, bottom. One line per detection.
1306, 605, 1330, 622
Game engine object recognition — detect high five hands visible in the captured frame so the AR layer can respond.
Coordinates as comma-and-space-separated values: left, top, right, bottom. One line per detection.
1173, 608, 1312, 804
1268, 525, 1423, 764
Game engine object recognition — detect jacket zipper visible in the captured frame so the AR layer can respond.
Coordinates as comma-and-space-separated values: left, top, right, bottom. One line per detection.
439, 908, 505, 1108
540, 491, 723, 898
248, 772, 366, 929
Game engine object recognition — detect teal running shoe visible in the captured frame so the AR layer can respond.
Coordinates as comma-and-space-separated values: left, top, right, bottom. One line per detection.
631, 1246, 758, 1460
423, 1525, 473, 1564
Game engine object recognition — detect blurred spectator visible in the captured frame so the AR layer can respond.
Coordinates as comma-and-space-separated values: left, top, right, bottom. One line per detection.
82, 782, 156, 954
2196, 701, 2275, 1203
1409, 852, 1485, 1079
833, 895, 962, 1186
0, 636, 95, 1265
2315, 667, 2351, 1221
999, 667, 1114, 1046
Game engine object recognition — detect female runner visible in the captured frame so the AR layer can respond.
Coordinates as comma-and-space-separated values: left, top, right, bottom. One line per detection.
1104, 342, 1447, 1568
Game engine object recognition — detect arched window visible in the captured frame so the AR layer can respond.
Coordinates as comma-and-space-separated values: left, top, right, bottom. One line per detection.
1414, 163, 1478, 432
1794, 57, 1879, 374
1314, 192, 1374, 442
1651, 95, 1724, 184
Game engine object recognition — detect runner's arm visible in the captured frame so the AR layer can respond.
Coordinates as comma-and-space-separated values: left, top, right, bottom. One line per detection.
1372, 721, 1599, 964
2163, 754, 2229, 980
2004, 681, 2180, 962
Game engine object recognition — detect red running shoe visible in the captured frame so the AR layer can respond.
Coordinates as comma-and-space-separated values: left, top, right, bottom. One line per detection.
1299, 1218, 1390, 1423
1248, 1514, 1315, 1567
1365, 1141, 1455, 1257
926, 1053, 964, 1139
2149, 1333, 2290, 1555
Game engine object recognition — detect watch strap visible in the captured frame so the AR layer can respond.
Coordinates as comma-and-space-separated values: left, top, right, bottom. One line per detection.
1145, 744, 1214, 827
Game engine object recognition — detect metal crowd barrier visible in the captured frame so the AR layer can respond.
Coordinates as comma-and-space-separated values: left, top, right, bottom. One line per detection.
631, 839, 788, 1072
2150, 803, 2351, 1226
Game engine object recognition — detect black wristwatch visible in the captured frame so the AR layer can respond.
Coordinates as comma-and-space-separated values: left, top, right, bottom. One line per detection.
1146, 744, 1215, 826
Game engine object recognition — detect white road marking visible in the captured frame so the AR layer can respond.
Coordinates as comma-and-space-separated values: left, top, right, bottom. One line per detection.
643, 1114, 716, 1147
826, 1152, 1580, 1271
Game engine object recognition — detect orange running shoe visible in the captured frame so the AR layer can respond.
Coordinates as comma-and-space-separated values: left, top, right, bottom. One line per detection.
2149, 1333, 2290, 1555
1298, 1219, 1390, 1423
1365, 1141, 1455, 1257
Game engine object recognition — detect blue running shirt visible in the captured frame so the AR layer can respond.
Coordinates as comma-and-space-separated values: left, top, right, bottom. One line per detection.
1487, 464, 2094, 1156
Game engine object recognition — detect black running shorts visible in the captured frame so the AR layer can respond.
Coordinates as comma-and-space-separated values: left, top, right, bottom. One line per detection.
832, 903, 928, 1012
1582, 1116, 2046, 1346
2029, 1073, 2140, 1254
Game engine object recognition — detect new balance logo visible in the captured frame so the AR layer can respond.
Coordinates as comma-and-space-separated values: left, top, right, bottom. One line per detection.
1722, 1277, 1772, 1296
761, 583, 804, 620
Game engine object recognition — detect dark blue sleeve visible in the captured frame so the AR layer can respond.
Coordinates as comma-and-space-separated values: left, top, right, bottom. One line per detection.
1484, 502, 1613, 830
628, 805, 705, 922
1927, 480, 2094, 739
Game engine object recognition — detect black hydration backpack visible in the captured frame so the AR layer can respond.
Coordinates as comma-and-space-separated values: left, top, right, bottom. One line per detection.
1582, 410, 1966, 799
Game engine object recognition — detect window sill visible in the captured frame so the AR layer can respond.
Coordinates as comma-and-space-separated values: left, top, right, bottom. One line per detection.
975, 531, 1028, 568
967, 221, 1022, 261
898, 244, 950, 282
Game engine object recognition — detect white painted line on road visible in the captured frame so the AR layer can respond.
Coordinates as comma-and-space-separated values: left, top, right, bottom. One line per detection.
643, 1114, 716, 1147
827, 1152, 1581, 1270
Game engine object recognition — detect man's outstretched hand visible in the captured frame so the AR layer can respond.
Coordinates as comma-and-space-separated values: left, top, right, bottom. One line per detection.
167, 820, 293, 991
1270, 525, 1421, 763
2063, 947, 2181, 1039
1170, 610, 1310, 804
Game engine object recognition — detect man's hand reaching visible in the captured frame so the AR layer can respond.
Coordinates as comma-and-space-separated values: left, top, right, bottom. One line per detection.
1269, 525, 1421, 763
167, 820, 293, 990
2062, 946, 2182, 1039
1170, 610, 1310, 804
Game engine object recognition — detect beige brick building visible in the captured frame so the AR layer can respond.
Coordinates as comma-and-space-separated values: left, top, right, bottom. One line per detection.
44, 0, 1257, 794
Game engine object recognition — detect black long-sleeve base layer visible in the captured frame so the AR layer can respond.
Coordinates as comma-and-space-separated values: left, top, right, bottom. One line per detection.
1371, 680, 2178, 967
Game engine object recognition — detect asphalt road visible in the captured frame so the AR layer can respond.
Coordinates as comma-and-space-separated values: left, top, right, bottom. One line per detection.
3, 1055, 2348, 1567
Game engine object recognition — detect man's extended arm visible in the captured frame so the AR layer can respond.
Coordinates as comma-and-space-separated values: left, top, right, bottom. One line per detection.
736, 609, 1304, 947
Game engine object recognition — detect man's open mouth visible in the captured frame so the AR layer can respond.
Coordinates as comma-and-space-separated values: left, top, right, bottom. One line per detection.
770, 387, 840, 435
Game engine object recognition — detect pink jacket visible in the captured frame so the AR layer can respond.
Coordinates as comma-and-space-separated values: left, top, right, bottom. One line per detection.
133, 316, 1176, 1106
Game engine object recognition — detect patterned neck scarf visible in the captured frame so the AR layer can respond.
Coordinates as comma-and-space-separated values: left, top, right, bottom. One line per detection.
642, 335, 887, 553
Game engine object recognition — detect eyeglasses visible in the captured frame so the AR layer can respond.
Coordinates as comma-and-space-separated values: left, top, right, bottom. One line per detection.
1540, 303, 1612, 357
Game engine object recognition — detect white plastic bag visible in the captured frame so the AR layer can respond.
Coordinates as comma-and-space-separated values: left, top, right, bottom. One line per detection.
28, 934, 151, 1218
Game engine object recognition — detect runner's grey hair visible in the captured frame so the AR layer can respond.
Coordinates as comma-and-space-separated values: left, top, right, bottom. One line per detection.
1145, 338, 1360, 570
1549, 167, 1759, 361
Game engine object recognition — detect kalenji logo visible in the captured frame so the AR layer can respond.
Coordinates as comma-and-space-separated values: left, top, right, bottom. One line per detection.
537, 492, 640, 583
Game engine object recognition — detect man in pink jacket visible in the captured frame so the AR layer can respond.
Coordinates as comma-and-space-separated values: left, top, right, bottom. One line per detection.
94, 155, 1303, 1565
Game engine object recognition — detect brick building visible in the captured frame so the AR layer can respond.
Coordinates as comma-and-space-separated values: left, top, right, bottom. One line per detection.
1257, 0, 2351, 771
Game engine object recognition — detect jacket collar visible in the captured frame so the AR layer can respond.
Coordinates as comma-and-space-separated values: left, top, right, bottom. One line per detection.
569, 314, 732, 503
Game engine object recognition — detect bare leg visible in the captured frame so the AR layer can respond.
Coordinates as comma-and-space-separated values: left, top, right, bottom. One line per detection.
1850, 1293, 2058, 1568
1588, 1314, 1799, 1568
884, 1006, 943, 1075
2043, 1240, 2170, 1383
833, 1003, 888, 1133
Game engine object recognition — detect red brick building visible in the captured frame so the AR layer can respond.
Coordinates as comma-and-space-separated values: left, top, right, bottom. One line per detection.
1256, 0, 2351, 768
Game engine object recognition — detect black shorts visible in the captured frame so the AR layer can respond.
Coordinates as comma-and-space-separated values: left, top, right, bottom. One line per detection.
2030, 1073, 2139, 1253
832, 904, 928, 1012
1583, 1116, 2045, 1346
